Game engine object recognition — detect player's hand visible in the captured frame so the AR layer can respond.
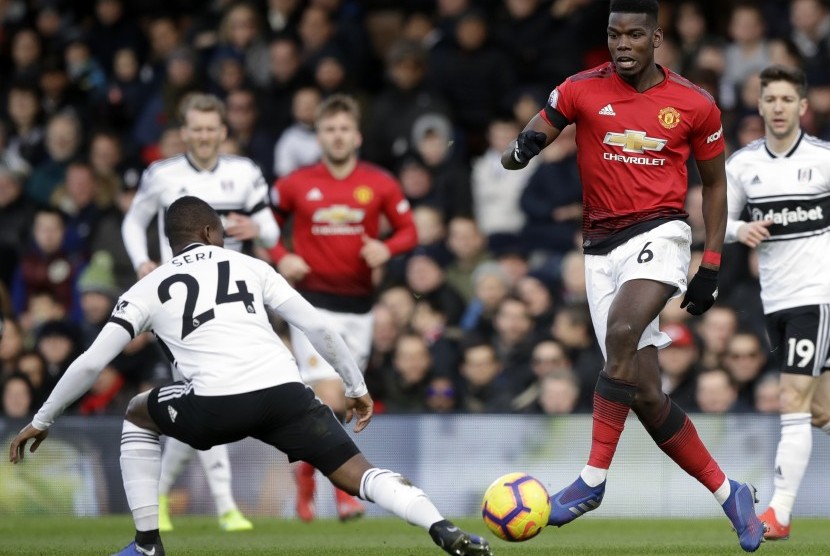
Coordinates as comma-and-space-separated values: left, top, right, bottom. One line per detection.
513, 130, 547, 165
277, 253, 311, 283
225, 212, 259, 241
9, 423, 48, 464
345, 393, 373, 433
681, 267, 718, 315
137, 261, 158, 279
737, 220, 773, 248
360, 235, 391, 269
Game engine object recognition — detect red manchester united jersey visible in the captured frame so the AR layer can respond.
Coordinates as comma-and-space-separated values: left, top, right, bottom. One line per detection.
269, 161, 417, 300
542, 63, 725, 252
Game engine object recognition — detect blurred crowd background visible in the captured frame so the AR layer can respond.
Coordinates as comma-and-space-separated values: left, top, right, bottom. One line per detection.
1, 0, 828, 420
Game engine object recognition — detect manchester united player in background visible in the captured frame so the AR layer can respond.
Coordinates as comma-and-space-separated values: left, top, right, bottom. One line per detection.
269, 94, 417, 521
502, 0, 763, 551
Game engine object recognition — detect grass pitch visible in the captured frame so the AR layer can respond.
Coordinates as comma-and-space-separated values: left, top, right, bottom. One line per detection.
1, 516, 829, 555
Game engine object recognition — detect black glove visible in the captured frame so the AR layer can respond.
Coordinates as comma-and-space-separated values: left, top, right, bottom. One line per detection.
681, 267, 718, 315
512, 130, 547, 164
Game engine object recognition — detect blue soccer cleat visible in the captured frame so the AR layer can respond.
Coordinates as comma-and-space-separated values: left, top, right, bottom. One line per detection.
548, 476, 605, 527
109, 541, 166, 556
721, 480, 764, 552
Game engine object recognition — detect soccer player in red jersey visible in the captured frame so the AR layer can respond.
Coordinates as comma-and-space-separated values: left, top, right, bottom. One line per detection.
502, 0, 764, 551
268, 94, 417, 522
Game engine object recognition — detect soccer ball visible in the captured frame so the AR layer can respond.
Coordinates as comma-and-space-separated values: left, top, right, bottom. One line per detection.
481, 472, 551, 542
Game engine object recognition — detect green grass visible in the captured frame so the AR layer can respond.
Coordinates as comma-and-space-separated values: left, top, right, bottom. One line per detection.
1, 516, 829, 555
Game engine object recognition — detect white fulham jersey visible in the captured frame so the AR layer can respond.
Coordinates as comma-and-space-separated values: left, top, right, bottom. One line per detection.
726, 132, 830, 313
123, 154, 275, 266
109, 244, 302, 396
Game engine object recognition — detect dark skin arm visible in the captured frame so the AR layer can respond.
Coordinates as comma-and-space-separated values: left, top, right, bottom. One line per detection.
501, 114, 562, 170
695, 153, 727, 270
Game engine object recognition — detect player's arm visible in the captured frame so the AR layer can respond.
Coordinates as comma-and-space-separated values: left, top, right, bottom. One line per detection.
228, 164, 280, 246
9, 324, 132, 463
362, 182, 418, 268
122, 169, 161, 277
502, 113, 561, 170
696, 153, 727, 268
681, 153, 727, 316
724, 163, 771, 248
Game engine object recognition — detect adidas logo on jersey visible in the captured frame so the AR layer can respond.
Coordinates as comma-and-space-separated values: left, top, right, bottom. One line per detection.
168, 406, 178, 423
598, 104, 616, 116
306, 188, 323, 201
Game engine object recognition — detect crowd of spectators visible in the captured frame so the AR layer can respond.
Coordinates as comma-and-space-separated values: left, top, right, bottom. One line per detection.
2, 0, 830, 419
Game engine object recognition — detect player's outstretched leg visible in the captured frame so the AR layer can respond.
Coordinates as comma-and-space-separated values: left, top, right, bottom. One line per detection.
196, 445, 253, 531
722, 480, 765, 552
329, 458, 492, 556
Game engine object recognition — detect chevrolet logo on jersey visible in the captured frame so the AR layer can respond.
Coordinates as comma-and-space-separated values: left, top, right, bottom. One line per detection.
312, 205, 365, 224
603, 130, 667, 153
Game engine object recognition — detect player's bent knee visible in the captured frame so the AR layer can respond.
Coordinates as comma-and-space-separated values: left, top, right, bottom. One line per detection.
605, 321, 641, 355
125, 391, 160, 433
327, 453, 372, 496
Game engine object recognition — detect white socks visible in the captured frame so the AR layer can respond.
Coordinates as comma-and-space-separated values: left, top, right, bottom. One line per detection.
197, 445, 237, 515
769, 413, 812, 526
580, 465, 608, 488
713, 478, 731, 505
121, 421, 161, 532
159, 437, 238, 516
359, 468, 443, 529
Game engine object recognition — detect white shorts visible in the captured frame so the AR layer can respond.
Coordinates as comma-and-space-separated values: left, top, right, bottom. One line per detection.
585, 220, 691, 360
289, 307, 373, 384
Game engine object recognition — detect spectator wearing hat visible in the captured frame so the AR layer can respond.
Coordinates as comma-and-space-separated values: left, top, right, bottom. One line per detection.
34, 318, 82, 396
404, 245, 465, 326
658, 322, 701, 412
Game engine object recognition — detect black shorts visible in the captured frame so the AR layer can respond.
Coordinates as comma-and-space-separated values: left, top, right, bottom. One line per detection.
147, 381, 360, 475
765, 304, 830, 376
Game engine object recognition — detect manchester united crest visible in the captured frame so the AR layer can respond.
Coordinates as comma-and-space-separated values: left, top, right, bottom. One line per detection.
354, 185, 374, 204
658, 107, 681, 129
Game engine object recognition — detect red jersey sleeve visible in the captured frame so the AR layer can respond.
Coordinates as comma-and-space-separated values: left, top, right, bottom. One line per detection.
541, 75, 580, 128
689, 100, 725, 161
380, 177, 417, 256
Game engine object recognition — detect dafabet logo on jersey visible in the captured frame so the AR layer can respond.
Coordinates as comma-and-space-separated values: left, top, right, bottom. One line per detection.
603, 130, 667, 166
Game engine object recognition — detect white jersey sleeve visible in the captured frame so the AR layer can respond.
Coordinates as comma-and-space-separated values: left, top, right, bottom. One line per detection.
122, 166, 163, 270
244, 162, 280, 248
271, 294, 368, 399
725, 154, 749, 243
32, 324, 133, 430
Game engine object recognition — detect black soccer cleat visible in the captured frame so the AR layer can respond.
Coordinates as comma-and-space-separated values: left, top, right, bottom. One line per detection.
429, 520, 493, 556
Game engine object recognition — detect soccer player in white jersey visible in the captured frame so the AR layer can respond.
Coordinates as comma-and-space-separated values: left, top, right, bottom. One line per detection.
725, 64, 830, 540
9, 196, 492, 556
121, 93, 279, 532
